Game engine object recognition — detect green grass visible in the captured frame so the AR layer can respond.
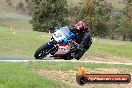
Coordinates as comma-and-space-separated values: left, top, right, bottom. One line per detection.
0, 26, 50, 58
26, 61, 132, 71
0, 26, 132, 60
0, 62, 74, 88
87, 38, 132, 60
0, 19, 32, 30
0, 61, 131, 88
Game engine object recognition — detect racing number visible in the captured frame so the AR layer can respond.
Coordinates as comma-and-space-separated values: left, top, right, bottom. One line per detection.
54, 33, 62, 38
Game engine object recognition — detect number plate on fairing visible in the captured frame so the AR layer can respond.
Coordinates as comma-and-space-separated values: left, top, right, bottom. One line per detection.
53, 30, 66, 42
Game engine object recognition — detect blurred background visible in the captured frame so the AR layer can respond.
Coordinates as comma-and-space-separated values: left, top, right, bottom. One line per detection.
0, 0, 132, 40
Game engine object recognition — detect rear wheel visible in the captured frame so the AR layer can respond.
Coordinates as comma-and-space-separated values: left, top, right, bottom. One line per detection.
75, 50, 85, 60
34, 44, 50, 59
63, 53, 74, 60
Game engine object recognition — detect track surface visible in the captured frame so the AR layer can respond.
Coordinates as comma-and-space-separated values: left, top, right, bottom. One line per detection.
0, 56, 132, 65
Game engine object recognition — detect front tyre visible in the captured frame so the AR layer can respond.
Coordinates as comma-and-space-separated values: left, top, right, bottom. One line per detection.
34, 44, 49, 59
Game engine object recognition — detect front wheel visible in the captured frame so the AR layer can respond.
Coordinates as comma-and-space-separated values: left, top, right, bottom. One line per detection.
34, 44, 50, 59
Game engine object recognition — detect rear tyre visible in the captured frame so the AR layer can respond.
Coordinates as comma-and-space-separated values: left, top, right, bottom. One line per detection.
63, 53, 73, 60
34, 44, 49, 59
75, 50, 85, 60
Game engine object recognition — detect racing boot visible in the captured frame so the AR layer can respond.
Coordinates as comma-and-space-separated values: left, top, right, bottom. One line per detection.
75, 49, 85, 60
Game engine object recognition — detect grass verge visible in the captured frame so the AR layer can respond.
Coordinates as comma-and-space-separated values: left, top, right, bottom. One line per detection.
0, 26, 50, 58
0, 62, 76, 88
0, 19, 32, 30
0, 61, 131, 88
26, 61, 132, 71
87, 38, 132, 60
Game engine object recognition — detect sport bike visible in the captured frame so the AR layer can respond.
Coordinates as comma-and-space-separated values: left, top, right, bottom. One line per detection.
34, 26, 79, 60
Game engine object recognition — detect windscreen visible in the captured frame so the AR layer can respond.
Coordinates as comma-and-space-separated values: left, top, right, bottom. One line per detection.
60, 26, 76, 40
60, 26, 70, 35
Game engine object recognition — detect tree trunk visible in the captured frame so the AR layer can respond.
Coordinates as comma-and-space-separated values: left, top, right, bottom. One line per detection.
110, 34, 114, 40
131, 36, 132, 42
123, 35, 126, 41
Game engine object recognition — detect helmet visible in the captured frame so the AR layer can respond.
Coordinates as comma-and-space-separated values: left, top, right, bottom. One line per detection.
75, 21, 86, 30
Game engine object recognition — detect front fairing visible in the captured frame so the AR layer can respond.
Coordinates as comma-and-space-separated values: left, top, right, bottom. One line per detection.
52, 26, 76, 43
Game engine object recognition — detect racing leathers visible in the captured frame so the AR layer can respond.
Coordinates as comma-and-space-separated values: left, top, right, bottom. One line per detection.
70, 27, 92, 60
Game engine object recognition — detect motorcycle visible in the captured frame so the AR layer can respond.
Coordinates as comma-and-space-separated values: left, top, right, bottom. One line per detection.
34, 26, 79, 60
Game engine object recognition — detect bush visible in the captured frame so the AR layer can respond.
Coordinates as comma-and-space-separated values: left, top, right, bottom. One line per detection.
31, 0, 68, 32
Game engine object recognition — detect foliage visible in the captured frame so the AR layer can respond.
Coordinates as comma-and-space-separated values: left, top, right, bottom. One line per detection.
24, 0, 34, 15
94, 19, 109, 38
16, 1, 25, 13
99, 0, 113, 17
128, 0, 132, 24
76, 0, 98, 34
116, 15, 132, 41
93, 0, 112, 38
31, 0, 68, 32
78, 0, 96, 20
25, 0, 29, 3
116, 0, 132, 41
5, 0, 13, 6
68, 6, 81, 21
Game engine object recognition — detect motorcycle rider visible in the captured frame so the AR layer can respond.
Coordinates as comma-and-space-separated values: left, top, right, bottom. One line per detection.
50, 21, 93, 60
70, 21, 93, 60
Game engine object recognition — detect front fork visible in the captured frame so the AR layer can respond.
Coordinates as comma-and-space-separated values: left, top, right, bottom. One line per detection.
47, 40, 58, 55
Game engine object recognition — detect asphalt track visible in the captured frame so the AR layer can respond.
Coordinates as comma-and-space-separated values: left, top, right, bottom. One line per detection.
0, 56, 132, 65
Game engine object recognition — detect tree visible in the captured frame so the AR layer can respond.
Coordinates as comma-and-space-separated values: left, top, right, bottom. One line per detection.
96, 0, 114, 39
5, 0, 13, 7
129, 1, 132, 24
94, 19, 109, 38
108, 8, 122, 40
108, 19, 117, 39
77, 0, 98, 33
68, 5, 81, 20
116, 15, 132, 41
31, 0, 68, 32
78, 0, 96, 20
25, 0, 29, 3
122, 0, 132, 41
24, 0, 34, 15
16, 1, 25, 14
128, 1, 132, 41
